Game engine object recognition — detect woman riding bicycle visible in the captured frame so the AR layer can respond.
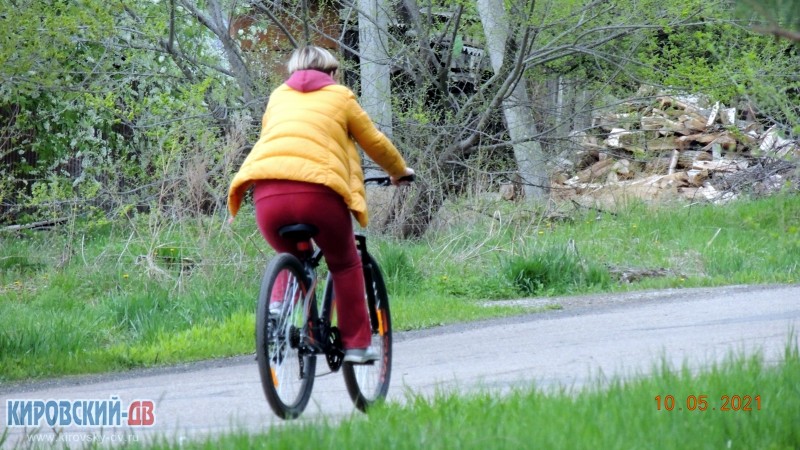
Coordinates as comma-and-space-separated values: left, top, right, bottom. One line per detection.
227, 45, 414, 364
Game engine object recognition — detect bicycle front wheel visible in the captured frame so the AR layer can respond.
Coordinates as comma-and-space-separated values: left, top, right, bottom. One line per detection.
255, 253, 317, 419
342, 253, 392, 412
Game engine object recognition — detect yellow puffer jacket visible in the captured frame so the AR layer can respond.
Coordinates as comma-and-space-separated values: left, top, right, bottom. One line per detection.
227, 75, 408, 227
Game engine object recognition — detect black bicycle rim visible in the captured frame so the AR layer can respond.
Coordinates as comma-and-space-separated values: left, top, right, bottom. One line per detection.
255, 253, 317, 419
342, 253, 392, 412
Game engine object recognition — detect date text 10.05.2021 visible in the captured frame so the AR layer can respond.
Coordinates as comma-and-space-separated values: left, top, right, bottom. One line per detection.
655, 395, 761, 411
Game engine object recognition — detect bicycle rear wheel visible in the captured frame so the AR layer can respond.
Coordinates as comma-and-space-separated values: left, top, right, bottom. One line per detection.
342, 253, 392, 412
255, 253, 317, 419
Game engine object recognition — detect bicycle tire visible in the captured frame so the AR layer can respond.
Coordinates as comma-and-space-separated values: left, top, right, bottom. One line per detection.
342, 252, 392, 412
255, 253, 317, 419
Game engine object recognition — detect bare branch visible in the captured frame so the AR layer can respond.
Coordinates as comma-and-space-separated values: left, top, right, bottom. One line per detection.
755, 26, 800, 42
253, 1, 299, 48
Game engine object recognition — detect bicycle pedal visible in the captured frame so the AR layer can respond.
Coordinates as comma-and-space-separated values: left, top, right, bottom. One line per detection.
348, 360, 376, 366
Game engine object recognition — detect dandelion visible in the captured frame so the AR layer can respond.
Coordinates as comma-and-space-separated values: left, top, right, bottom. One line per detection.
123, 274, 129, 279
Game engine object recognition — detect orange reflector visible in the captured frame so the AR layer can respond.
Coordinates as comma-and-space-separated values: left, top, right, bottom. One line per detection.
270, 367, 279, 387
377, 309, 386, 335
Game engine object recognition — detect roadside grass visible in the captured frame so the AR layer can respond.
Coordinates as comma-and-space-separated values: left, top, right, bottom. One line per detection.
136, 342, 800, 450
1, 193, 799, 381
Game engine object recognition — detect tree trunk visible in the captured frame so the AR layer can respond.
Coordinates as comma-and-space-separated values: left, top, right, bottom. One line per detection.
358, 0, 393, 138
356, 0, 395, 185
475, 0, 548, 201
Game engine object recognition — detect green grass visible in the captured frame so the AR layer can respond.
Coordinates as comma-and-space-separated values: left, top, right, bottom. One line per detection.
124, 343, 799, 449
1, 193, 799, 381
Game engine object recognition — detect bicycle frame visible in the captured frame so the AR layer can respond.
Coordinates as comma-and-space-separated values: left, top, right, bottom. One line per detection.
293, 245, 329, 352
292, 232, 381, 371
356, 234, 383, 336
290, 238, 343, 371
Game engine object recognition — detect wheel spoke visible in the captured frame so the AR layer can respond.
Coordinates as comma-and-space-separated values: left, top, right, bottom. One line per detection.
342, 252, 392, 412
256, 254, 317, 419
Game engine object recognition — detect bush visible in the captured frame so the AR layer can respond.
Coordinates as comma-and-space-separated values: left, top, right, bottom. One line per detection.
504, 245, 611, 296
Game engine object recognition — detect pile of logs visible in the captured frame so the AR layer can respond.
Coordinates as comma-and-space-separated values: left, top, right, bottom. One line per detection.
551, 93, 800, 206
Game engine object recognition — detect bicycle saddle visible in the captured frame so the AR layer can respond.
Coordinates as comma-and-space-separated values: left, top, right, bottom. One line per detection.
278, 224, 319, 241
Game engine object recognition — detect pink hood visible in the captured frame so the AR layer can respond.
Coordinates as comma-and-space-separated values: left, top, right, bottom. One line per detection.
285, 70, 336, 92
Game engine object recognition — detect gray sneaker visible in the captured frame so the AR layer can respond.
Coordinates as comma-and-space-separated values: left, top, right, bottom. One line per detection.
269, 301, 283, 316
343, 347, 380, 364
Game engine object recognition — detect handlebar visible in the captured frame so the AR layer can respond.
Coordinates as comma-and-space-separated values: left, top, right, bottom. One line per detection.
364, 174, 416, 186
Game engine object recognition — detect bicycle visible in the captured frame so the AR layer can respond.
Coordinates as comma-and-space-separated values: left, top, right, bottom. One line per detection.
254, 175, 412, 419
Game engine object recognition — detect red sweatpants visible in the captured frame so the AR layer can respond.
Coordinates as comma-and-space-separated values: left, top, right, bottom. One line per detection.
253, 180, 371, 349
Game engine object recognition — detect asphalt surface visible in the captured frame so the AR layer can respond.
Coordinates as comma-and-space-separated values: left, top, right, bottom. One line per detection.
1, 284, 798, 447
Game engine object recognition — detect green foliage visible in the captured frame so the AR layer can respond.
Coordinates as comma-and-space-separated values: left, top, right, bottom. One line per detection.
1, 1, 126, 186
526, 0, 800, 136
504, 245, 611, 296
0, 0, 120, 93
633, 18, 800, 113
735, 0, 800, 34
107, 311, 254, 366
0, 254, 44, 273
1, 194, 799, 381
0, 0, 246, 224
145, 345, 800, 449
375, 243, 420, 295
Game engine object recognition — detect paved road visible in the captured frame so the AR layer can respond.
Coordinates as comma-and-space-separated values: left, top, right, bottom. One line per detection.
1, 284, 798, 447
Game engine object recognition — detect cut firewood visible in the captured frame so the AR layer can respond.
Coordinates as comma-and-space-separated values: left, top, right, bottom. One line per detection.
720, 106, 737, 126
678, 131, 738, 151
570, 87, 799, 208
638, 172, 690, 189
614, 135, 682, 154
595, 113, 639, 131
686, 169, 709, 186
680, 150, 712, 164
705, 102, 720, 127
759, 125, 800, 158
616, 131, 647, 148
679, 114, 709, 132
640, 116, 693, 135
643, 136, 681, 151
576, 158, 616, 182
677, 132, 716, 144
605, 128, 631, 148
612, 159, 632, 176
646, 151, 711, 171
605, 160, 634, 182
657, 96, 705, 115
645, 157, 672, 173
700, 133, 738, 152
668, 150, 679, 175
692, 159, 749, 173
711, 142, 722, 160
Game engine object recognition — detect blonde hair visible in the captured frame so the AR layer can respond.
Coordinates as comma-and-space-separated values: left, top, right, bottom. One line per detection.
286, 46, 340, 74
